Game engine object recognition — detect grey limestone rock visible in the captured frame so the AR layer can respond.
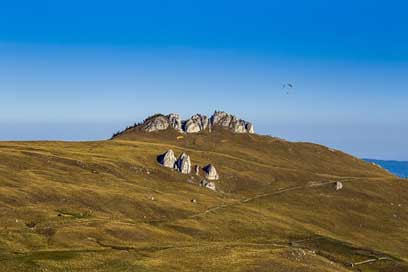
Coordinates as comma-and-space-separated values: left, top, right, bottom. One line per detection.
183, 114, 209, 133
158, 149, 177, 168
176, 153, 192, 174
210, 111, 254, 134
203, 164, 219, 180
132, 111, 255, 134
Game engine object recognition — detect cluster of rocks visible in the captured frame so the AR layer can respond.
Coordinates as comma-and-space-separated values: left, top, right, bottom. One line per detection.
158, 149, 192, 174
158, 149, 219, 191
141, 111, 254, 134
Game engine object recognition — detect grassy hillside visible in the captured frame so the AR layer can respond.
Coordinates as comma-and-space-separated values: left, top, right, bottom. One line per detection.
0, 129, 407, 271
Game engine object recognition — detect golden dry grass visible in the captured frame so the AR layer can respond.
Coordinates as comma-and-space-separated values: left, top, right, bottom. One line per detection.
0, 129, 407, 271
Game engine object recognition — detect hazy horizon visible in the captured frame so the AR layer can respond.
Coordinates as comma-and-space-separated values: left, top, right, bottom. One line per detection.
1, 1, 407, 160
0, 118, 406, 161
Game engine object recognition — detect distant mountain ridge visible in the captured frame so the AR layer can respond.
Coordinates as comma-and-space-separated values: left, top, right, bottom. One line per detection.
364, 159, 408, 178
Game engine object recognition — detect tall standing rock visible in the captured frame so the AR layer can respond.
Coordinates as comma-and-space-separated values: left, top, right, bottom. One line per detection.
159, 150, 177, 168
168, 113, 183, 132
183, 114, 209, 133
203, 164, 219, 180
176, 153, 192, 174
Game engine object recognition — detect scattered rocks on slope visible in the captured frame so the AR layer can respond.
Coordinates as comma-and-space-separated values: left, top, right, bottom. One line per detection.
203, 164, 219, 180
158, 150, 192, 174
158, 151, 219, 192
158, 149, 177, 168
335, 181, 343, 191
176, 153, 192, 174
200, 179, 216, 191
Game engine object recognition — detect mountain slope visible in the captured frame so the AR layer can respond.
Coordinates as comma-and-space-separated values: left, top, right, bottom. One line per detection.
0, 130, 407, 271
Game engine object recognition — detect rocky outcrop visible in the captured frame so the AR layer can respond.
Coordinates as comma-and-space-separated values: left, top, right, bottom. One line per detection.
335, 181, 343, 191
175, 153, 191, 174
210, 111, 254, 134
183, 114, 209, 133
203, 164, 219, 180
143, 114, 170, 132
158, 151, 218, 193
123, 111, 254, 134
168, 113, 183, 132
194, 165, 200, 176
158, 150, 192, 174
200, 179, 216, 191
158, 150, 220, 182
158, 149, 177, 168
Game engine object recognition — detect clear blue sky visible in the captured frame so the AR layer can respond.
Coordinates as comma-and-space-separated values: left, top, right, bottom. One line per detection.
1, 1, 407, 160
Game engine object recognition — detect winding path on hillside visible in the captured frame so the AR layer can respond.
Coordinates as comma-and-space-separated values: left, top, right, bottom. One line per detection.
147, 180, 338, 225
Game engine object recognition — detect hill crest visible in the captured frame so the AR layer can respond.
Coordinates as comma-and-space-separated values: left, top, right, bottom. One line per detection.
112, 111, 254, 139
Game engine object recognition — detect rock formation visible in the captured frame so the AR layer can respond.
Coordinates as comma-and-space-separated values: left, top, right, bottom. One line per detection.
200, 179, 216, 191
175, 153, 192, 174
158, 150, 193, 174
158, 151, 218, 182
210, 111, 254, 134
122, 111, 254, 135
143, 114, 170, 132
203, 164, 219, 180
194, 165, 200, 176
335, 181, 343, 191
168, 113, 183, 132
158, 149, 177, 168
183, 114, 209, 133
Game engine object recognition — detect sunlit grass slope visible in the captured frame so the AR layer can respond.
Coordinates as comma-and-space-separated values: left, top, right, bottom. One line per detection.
0, 129, 407, 271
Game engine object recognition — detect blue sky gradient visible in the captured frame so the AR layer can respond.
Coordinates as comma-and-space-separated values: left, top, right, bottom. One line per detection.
1, 1, 407, 160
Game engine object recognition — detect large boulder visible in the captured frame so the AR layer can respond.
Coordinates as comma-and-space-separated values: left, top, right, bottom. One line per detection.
176, 153, 192, 174
158, 150, 177, 168
203, 164, 219, 180
183, 114, 209, 133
